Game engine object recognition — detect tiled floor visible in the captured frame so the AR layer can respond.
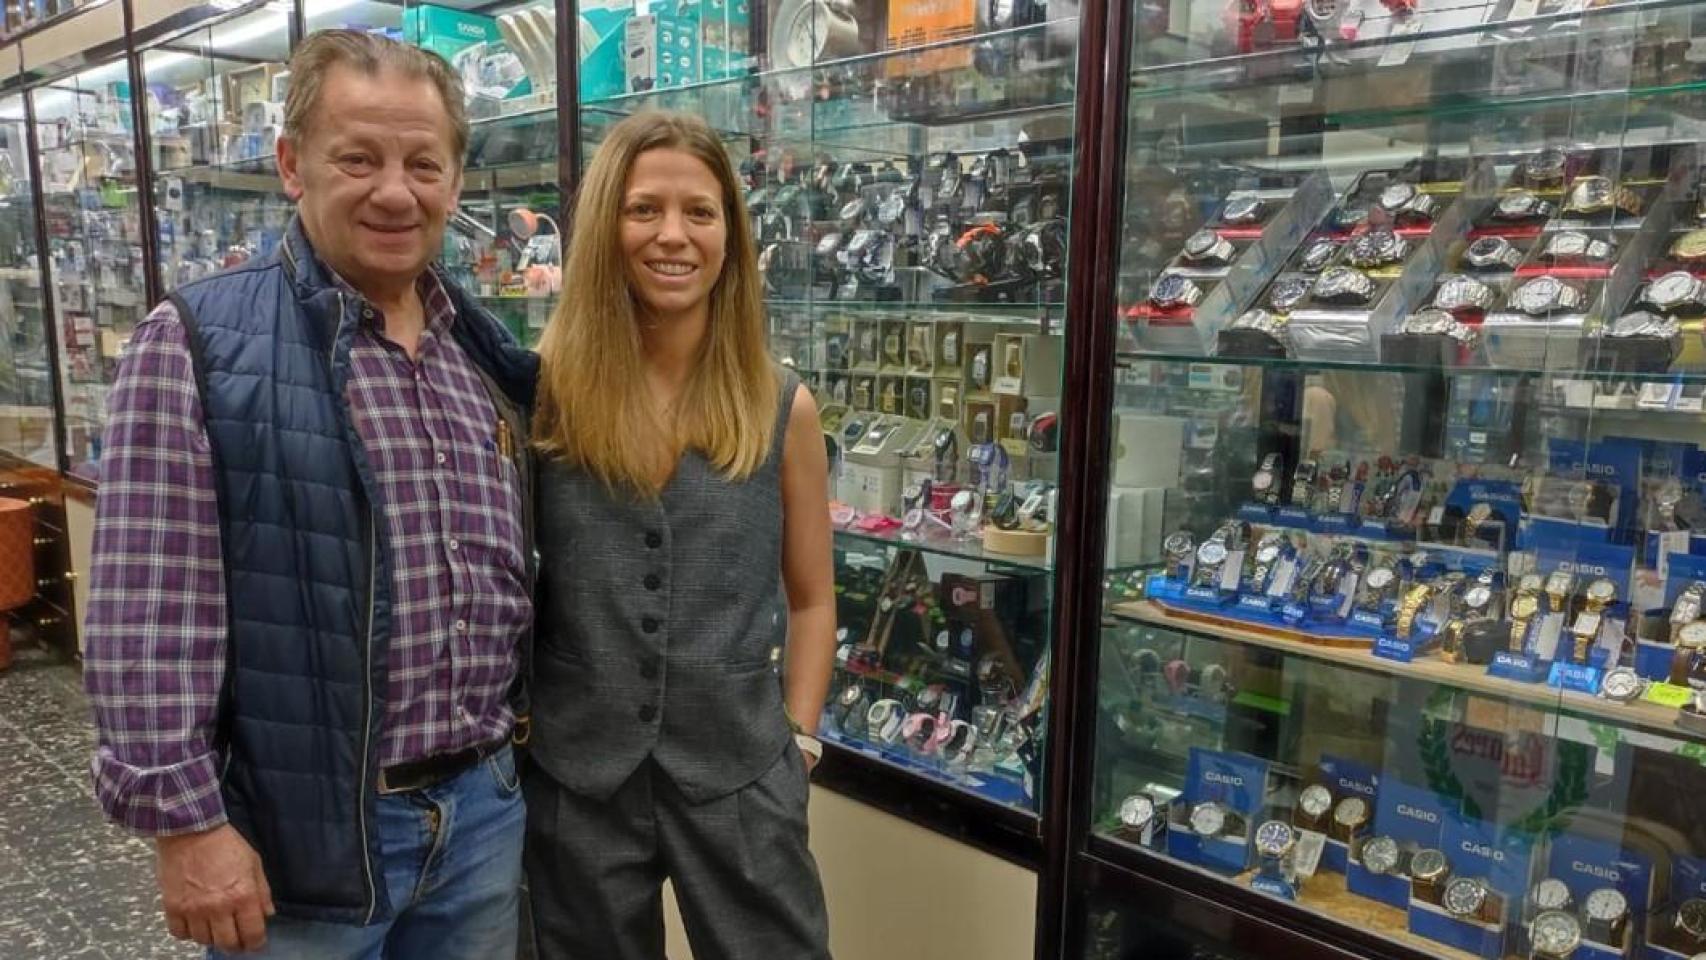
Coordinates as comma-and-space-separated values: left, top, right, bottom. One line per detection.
0, 641, 197, 960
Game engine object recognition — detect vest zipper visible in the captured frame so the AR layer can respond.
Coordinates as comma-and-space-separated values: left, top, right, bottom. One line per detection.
339, 288, 381, 924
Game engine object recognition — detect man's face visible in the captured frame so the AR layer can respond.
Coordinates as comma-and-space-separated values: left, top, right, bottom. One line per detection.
277, 64, 462, 296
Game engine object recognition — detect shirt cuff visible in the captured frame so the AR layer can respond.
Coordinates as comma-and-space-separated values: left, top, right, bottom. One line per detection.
91, 747, 228, 837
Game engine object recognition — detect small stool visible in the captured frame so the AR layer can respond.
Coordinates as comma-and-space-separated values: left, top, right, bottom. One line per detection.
0, 497, 36, 671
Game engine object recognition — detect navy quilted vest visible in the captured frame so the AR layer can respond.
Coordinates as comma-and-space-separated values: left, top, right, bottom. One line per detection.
168, 218, 536, 924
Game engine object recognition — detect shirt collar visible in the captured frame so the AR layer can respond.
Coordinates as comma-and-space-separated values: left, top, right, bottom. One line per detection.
321, 261, 457, 339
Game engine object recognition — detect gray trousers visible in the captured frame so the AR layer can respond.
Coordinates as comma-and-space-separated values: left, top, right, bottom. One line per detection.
523, 748, 831, 960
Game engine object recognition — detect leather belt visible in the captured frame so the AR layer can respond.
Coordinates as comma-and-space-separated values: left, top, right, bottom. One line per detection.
377, 736, 508, 795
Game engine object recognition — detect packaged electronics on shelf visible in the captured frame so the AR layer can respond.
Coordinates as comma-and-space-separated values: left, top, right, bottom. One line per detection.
406, 2, 555, 117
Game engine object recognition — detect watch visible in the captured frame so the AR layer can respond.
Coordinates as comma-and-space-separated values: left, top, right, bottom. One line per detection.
1117, 793, 1158, 836
1563, 176, 1642, 218
1400, 309, 1478, 345
1674, 897, 1706, 944
1600, 666, 1644, 703
1545, 570, 1577, 615
1247, 532, 1286, 592
1530, 878, 1575, 914
1188, 800, 1246, 839
1254, 819, 1297, 862
1641, 270, 1706, 313
1294, 784, 1334, 830
1583, 886, 1630, 944
1222, 192, 1267, 225
1572, 577, 1617, 663
1509, 592, 1540, 653
1163, 531, 1196, 580
1673, 229, 1706, 263
1268, 277, 1314, 312
1182, 228, 1236, 265
1252, 453, 1285, 505
1329, 796, 1369, 841
1543, 230, 1616, 264
1442, 876, 1496, 924
1463, 501, 1498, 545
1378, 182, 1439, 223
1493, 190, 1556, 222
1409, 848, 1451, 901
1673, 581, 1706, 627
1464, 234, 1524, 270
1291, 460, 1318, 509
1530, 909, 1583, 960
1511, 275, 1586, 316
1150, 274, 1204, 310
1313, 266, 1378, 305
1519, 148, 1568, 188
1395, 583, 1434, 640
1358, 835, 1403, 876
1434, 274, 1497, 312
1298, 237, 1341, 272
971, 348, 991, 388
866, 698, 907, 744
1347, 227, 1408, 269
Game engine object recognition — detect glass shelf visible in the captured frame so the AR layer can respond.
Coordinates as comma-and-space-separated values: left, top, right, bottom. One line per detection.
833, 526, 1054, 574
1120, 347, 1706, 387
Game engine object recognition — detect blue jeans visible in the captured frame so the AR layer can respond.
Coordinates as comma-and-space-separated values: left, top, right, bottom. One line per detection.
212, 745, 525, 960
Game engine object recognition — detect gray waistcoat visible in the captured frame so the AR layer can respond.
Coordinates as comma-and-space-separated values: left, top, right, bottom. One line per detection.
531, 371, 799, 803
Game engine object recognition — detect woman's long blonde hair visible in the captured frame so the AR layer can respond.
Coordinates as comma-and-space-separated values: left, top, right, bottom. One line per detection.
534, 111, 777, 498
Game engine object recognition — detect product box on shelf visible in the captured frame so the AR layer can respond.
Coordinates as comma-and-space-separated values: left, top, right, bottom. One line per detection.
578, 0, 635, 101
1540, 831, 1656, 960
1407, 815, 1531, 958
1348, 778, 1445, 907
1313, 755, 1380, 874
625, 8, 701, 93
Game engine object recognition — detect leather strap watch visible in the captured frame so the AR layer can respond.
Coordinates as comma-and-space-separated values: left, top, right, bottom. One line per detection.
1294, 784, 1334, 831
1188, 800, 1249, 840
1582, 886, 1630, 944
1328, 796, 1369, 842
1530, 909, 1583, 960
1408, 848, 1450, 901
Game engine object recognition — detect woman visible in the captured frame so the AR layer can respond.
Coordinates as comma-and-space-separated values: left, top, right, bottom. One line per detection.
525, 110, 836, 960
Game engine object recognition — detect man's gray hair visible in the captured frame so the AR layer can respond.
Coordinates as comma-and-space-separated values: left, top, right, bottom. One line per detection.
283, 29, 470, 164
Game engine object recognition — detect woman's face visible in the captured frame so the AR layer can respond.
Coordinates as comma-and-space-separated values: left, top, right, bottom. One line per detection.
620, 147, 727, 324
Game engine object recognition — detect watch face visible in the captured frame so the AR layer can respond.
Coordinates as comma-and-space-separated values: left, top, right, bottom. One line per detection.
1587, 578, 1617, 603
1300, 238, 1340, 272
1223, 193, 1265, 223
1467, 235, 1511, 265
1443, 877, 1487, 917
1189, 802, 1227, 836
1255, 820, 1295, 857
1401, 308, 1456, 336
838, 685, 864, 708
1511, 595, 1540, 619
1680, 621, 1706, 647
1531, 910, 1582, 956
1464, 584, 1492, 610
1569, 176, 1614, 210
1677, 898, 1706, 938
1118, 794, 1156, 829
1380, 182, 1418, 210
1607, 310, 1675, 339
1164, 532, 1195, 557
1602, 667, 1642, 701
1410, 848, 1448, 881
1332, 796, 1369, 828
1435, 275, 1491, 311
1298, 784, 1333, 818
1255, 543, 1282, 565
1269, 277, 1313, 311
1350, 228, 1403, 267
1197, 541, 1229, 566
1548, 232, 1589, 258
1361, 835, 1400, 875
1184, 228, 1223, 259
1516, 275, 1564, 313
1366, 567, 1396, 590
1650, 271, 1699, 306
1585, 887, 1628, 922
1673, 230, 1706, 261
1533, 878, 1573, 911
1523, 148, 1566, 181
1150, 274, 1198, 307
1498, 191, 1541, 219
1316, 266, 1373, 304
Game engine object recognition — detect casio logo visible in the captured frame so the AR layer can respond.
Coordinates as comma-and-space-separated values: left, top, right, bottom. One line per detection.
1461, 841, 1506, 862
1556, 561, 1609, 576
1585, 463, 1617, 476
1338, 778, 1375, 796
1204, 771, 1245, 788
1572, 861, 1620, 882
1397, 803, 1439, 824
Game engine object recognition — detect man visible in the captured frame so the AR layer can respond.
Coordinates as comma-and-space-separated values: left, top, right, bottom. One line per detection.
83, 30, 536, 959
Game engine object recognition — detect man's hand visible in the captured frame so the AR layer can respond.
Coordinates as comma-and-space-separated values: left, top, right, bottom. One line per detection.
156, 824, 275, 954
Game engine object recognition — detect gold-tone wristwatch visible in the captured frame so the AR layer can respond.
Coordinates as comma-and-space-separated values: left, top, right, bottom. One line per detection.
1508, 593, 1540, 654
1571, 577, 1617, 663
1396, 583, 1434, 640
1563, 176, 1643, 217
1673, 229, 1706, 264
1545, 570, 1577, 616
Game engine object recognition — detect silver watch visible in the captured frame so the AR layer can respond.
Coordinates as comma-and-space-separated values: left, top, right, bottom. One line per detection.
1433, 274, 1496, 312
1493, 190, 1556, 222
1346, 227, 1408, 269
1182, 228, 1236, 265
1543, 230, 1615, 264
1150, 274, 1204, 309
1464, 234, 1523, 270
1378, 182, 1439, 222
1313, 266, 1378, 305
1641, 270, 1706, 313
1400, 308, 1477, 345
1221, 192, 1267, 225
1268, 276, 1314, 312
1510, 275, 1586, 316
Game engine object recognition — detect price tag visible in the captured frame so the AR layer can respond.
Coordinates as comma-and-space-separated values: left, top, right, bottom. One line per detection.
1294, 830, 1327, 878
1535, 614, 1564, 661
1219, 551, 1248, 592
1645, 682, 1693, 708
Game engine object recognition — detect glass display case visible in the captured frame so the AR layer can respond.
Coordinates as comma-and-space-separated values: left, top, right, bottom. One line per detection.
400, 0, 561, 346
32, 60, 145, 481
571, 4, 1083, 818
0, 93, 55, 468
1081, 0, 1706, 957
142, 3, 294, 295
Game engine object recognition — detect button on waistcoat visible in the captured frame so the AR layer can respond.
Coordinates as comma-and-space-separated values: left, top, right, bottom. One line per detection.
532, 372, 800, 804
